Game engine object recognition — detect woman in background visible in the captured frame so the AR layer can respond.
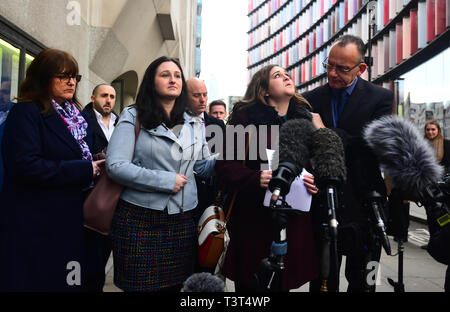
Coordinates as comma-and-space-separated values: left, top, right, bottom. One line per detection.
0, 48, 103, 291
424, 120, 450, 173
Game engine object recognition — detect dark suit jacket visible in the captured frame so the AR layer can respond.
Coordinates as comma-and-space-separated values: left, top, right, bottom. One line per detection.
82, 103, 118, 154
303, 78, 393, 228
0, 102, 95, 291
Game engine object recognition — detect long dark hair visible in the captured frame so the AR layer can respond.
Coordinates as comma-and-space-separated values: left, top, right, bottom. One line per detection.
135, 56, 189, 130
17, 48, 82, 113
229, 64, 311, 123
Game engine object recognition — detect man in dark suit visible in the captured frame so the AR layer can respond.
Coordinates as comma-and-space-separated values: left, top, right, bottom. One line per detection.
81, 84, 118, 291
82, 84, 118, 154
186, 78, 225, 220
302, 35, 393, 292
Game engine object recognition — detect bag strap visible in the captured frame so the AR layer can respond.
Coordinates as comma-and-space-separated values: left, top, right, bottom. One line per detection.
224, 129, 251, 223
134, 116, 141, 142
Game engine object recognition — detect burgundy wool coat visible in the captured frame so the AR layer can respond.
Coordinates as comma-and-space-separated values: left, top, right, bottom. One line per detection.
215, 101, 318, 290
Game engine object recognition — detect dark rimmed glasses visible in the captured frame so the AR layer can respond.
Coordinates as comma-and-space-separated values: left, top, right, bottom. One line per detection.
55, 74, 82, 83
322, 57, 362, 73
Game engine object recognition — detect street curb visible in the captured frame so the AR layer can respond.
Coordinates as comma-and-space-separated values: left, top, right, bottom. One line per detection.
410, 215, 427, 225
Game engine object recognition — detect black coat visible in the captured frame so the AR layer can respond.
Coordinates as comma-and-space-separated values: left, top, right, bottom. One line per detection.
0, 102, 95, 291
303, 78, 393, 229
81, 103, 118, 154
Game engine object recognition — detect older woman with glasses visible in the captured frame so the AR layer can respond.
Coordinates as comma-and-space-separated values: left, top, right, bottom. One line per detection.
0, 48, 104, 292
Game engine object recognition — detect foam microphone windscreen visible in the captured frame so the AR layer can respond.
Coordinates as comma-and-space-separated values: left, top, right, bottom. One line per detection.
273, 118, 315, 172
182, 272, 225, 292
363, 115, 443, 194
310, 128, 347, 186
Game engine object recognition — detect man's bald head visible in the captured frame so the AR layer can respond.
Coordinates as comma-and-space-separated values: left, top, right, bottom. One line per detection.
186, 78, 208, 116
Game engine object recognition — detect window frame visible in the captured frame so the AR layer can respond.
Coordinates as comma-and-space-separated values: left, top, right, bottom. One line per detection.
0, 14, 46, 86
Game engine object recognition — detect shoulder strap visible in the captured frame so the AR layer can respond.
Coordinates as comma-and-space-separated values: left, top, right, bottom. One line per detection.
133, 115, 141, 155
134, 117, 141, 140
225, 129, 251, 223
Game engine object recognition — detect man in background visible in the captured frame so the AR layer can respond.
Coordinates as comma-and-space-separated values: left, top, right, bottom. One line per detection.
208, 100, 227, 121
186, 78, 225, 221
82, 83, 118, 292
83, 84, 118, 154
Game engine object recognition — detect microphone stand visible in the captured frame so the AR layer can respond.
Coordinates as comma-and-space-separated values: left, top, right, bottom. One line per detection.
256, 197, 293, 291
319, 184, 340, 292
387, 239, 405, 292
363, 191, 391, 292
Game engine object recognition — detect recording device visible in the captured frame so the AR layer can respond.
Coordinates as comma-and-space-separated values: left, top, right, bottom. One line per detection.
363, 115, 448, 228
310, 127, 346, 239
364, 115, 450, 291
269, 119, 314, 208
182, 272, 225, 292
310, 127, 346, 291
364, 191, 391, 255
350, 141, 392, 256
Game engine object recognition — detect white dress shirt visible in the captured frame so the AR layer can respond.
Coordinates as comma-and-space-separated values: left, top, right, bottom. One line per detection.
94, 109, 117, 141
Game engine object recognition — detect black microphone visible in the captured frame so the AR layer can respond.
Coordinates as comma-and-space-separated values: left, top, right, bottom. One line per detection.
182, 272, 225, 292
310, 128, 347, 239
269, 118, 314, 207
346, 136, 392, 256
309, 127, 346, 291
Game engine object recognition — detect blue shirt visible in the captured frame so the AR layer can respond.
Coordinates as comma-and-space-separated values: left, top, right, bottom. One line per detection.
331, 76, 358, 128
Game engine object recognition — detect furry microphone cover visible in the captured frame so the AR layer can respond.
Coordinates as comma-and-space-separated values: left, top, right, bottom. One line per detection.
273, 118, 315, 172
363, 115, 443, 195
310, 128, 347, 187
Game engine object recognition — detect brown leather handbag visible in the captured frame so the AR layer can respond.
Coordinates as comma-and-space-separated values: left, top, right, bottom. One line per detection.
197, 191, 236, 268
83, 118, 141, 235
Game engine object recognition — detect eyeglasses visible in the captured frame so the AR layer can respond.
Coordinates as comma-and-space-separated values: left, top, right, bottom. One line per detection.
55, 74, 82, 83
322, 57, 362, 73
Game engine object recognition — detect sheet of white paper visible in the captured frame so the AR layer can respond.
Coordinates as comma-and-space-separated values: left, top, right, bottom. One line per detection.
263, 149, 312, 212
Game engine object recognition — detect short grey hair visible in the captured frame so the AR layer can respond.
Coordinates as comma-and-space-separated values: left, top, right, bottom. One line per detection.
335, 35, 366, 62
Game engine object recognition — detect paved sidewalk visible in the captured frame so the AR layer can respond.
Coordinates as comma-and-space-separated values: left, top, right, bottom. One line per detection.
103, 214, 447, 292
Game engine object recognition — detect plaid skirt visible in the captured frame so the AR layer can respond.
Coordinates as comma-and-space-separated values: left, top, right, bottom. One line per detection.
111, 199, 196, 292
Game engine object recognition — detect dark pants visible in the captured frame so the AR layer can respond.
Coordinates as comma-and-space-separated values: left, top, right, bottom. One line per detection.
83, 228, 112, 292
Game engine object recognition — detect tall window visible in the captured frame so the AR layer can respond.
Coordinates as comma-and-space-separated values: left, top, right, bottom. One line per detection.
0, 15, 45, 109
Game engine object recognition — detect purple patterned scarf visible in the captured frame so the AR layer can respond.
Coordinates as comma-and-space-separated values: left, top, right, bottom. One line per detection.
52, 99, 93, 161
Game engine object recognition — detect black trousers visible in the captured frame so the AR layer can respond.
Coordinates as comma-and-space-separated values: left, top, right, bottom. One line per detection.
83, 228, 112, 292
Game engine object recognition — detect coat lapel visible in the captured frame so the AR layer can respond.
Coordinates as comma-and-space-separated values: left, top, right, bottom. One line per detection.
320, 85, 334, 128
43, 110, 83, 157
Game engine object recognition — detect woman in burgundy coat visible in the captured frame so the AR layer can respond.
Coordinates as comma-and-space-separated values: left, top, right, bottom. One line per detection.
216, 65, 319, 291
